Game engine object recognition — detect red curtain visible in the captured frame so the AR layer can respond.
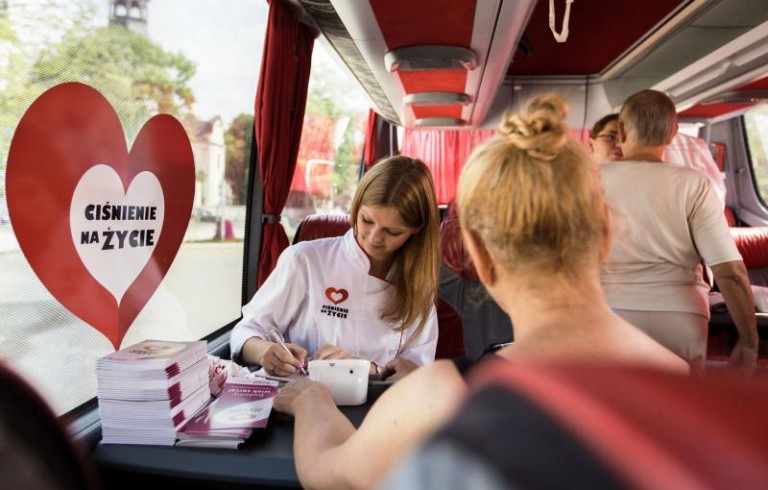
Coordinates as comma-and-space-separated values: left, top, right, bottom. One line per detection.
363, 109, 378, 168
363, 109, 398, 169
571, 128, 590, 144
401, 128, 496, 204
254, 0, 315, 286
401, 128, 590, 204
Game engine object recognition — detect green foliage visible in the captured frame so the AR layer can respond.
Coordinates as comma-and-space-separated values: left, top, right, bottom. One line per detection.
331, 113, 362, 200
30, 26, 196, 141
0, 16, 16, 43
306, 84, 339, 118
0, 3, 197, 172
305, 51, 366, 119
301, 49, 367, 209
224, 113, 253, 205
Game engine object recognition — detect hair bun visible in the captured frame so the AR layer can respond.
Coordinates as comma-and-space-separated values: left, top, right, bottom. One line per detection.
499, 93, 569, 161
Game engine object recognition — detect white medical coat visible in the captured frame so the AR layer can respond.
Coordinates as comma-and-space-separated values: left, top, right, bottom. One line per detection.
230, 230, 438, 367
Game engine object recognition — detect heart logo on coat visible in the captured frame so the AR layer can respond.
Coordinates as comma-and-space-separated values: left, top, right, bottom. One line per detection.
6, 82, 195, 350
325, 287, 349, 305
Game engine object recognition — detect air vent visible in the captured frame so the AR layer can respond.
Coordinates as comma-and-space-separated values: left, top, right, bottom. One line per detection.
414, 117, 467, 127
699, 89, 768, 105
403, 92, 471, 106
385, 46, 477, 72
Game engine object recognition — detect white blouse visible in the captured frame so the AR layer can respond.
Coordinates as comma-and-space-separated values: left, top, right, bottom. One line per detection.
230, 229, 437, 367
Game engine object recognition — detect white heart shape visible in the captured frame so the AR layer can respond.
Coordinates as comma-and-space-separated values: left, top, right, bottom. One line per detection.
331, 292, 344, 302
69, 164, 164, 304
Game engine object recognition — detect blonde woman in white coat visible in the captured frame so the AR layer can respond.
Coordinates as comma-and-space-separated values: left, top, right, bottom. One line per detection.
230, 156, 441, 379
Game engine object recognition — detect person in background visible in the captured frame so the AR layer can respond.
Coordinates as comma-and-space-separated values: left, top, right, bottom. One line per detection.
600, 89, 757, 375
588, 113, 623, 164
590, 113, 727, 204
271, 94, 687, 490
664, 131, 727, 206
230, 156, 441, 379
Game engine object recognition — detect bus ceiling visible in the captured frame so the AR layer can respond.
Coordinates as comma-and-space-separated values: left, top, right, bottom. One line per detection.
288, 0, 768, 129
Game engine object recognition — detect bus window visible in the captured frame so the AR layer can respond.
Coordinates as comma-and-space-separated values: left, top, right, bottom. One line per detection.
282, 43, 368, 241
743, 105, 768, 207
0, 0, 269, 415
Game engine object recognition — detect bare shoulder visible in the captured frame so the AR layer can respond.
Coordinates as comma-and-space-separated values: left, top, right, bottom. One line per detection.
362, 359, 466, 433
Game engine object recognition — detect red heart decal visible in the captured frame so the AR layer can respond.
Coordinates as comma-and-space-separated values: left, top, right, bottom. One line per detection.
6, 82, 194, 350
325, 287, 349, 305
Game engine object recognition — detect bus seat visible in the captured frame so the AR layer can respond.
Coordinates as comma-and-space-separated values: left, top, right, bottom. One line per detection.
440, 203, 478, 282
292, 214, 464, 360
439, 208, 512, 359
730, 226, 768, 286
435, 301, 465, 359
414, 362, 768, 489
708, 226, 768, 363
292, 213, 350, 244
0, 363, 99, 489
725, 206, 737, 226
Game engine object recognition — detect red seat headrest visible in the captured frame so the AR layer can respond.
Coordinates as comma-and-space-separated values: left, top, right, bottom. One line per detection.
294, 214, 351, 243
440, 206, 480, 282
730, 227, 768, 268
465, 361, 768, 489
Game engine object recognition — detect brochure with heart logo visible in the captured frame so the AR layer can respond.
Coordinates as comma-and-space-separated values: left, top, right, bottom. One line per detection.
6, 82, 195, 350
97, 340, 211, 446
177, 377, 279, 448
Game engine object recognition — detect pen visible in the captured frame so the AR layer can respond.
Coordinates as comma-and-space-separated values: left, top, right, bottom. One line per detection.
268, 326, 308, 376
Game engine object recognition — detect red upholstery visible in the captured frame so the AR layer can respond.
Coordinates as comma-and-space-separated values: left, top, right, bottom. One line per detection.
730, 227, 768, 268
707, 225, 768, 358
725, 206, 737, 227
440, 205, 480, 282
436, 300, 465, 359
467, 361, 768, 489
293, 213, 464, 359
294, 213, 352, 243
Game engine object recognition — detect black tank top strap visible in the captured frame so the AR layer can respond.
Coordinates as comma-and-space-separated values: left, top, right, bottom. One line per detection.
452, 352, 499, 378
451, 357, 476, 377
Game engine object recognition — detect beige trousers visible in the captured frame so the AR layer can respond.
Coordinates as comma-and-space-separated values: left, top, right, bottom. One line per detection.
614, 309, 708, 373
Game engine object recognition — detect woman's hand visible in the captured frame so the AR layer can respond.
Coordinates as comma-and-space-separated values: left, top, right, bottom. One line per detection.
381, 358, 419, 381
273, 378, 331, 416
311, 343, 355, 361
261, 342, 308, 376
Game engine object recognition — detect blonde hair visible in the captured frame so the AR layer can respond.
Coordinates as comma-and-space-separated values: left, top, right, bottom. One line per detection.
457, 93, 607, 281
349, 156, 440, 337
620, 89, 677, 146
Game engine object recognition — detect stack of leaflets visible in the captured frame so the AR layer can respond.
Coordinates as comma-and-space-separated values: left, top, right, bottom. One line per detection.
97, 340, 211, 445
176, 377, 279, 449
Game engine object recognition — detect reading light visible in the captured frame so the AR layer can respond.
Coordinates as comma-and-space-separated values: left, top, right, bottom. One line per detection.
414, 117, 466, 127
385, 46, 477, 72
403, 92, 471, 106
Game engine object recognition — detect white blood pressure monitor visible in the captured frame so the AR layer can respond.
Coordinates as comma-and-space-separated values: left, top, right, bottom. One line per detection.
308, 359, 370, 406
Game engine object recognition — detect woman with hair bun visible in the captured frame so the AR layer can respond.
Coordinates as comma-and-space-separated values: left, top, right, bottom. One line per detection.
272, 94, 687, 490
456, 94, 684, 367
